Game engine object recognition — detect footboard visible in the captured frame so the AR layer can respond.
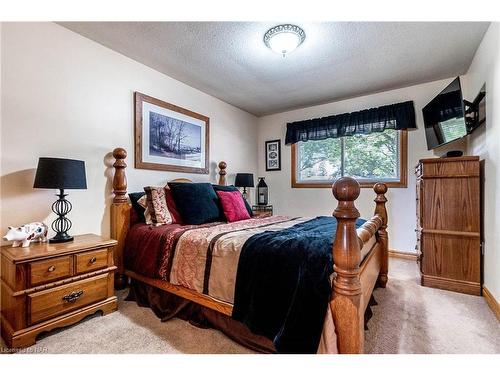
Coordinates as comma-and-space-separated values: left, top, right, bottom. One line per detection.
330, 177, 388, 354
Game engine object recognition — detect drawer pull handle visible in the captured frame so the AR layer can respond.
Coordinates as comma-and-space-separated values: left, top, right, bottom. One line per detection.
62, 290, 84, 303
89, 257, 97, 264
48, 265, 56, 272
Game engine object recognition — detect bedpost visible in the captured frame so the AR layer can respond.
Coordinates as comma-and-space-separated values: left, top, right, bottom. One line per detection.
218, 161, 227, 186
330, 177, 363, 354
374, 183, 389, 288
110, 148, 130, 289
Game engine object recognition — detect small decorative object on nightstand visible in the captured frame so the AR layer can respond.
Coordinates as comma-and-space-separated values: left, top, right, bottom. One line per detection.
252, 205, 273, 218
0, 234, 118, 348
33, 157, 87, 243
3, 222, 48, 248
235, 173, 254, 202
256, 177, 269, 205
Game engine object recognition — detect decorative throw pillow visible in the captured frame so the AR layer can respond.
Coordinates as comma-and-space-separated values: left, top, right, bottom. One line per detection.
167, 182, 221, 225
129, 192, 146, 222
215, 190, 251, 222
144, 186, 172, 226
212, 185, 253, 217
137, 194, 153, 225
164, 187, 183, 224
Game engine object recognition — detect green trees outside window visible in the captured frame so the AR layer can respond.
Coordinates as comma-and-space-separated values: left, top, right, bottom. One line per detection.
296, 129, 400, 184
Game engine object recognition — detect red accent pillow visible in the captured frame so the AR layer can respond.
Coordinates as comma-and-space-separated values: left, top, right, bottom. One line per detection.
164, 187, 184, 224
216, 190, 251, 222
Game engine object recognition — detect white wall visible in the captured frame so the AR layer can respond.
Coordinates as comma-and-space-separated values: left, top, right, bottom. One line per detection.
462, 23, 500, 302
0, 22, 258, 242
257, 80, 468, 253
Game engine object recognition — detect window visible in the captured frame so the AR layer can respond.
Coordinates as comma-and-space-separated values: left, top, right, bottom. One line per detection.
291, 130, 407, 188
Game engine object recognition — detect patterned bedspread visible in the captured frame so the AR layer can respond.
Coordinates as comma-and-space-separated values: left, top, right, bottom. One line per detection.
170, 216, 308, 303
124, 216, 303, 290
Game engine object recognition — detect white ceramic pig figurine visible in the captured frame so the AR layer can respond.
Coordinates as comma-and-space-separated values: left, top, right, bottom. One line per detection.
3, 222, 48, 247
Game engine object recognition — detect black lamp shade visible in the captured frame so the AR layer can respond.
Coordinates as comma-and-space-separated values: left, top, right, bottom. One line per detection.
234, 173, 254, 188
33, 157, 87, 189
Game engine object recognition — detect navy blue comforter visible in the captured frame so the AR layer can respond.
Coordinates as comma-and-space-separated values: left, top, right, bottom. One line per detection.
232, 216, 366, 353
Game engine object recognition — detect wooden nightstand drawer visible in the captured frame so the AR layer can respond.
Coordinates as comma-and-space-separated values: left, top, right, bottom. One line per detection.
29, 256, 72, 286
75, 249, 108, 274
253, 211, 272, 218
28, 273, 109, 325
252, 205, 273, 218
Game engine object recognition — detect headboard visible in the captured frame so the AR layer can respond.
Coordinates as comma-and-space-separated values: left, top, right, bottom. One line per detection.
109, 147, 228, 288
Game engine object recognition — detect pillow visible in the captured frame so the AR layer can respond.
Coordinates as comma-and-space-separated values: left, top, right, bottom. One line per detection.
215, 190, 251, 222
129, 192, 146, 221
167, 182, 221, 225
133, 194, 154, 225
144, 186, 172, 226
212, 185, 253, 217
137, 195, 154, 225
128, 192, 153, 225
164, 187, 183, 224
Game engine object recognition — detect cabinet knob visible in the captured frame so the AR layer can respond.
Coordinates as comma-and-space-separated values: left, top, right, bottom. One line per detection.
48, 265, 56, 272
89, 257, 97, 264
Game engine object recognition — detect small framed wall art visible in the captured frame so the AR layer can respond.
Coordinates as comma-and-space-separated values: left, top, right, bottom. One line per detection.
265, 139, 281, 171
135, 92, 209, 174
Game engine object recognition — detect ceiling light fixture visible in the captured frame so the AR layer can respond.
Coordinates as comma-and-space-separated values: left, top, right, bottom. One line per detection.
264, 24, 305, 57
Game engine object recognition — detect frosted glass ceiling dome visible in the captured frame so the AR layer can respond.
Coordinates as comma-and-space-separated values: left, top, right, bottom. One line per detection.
264, 24, 306, 57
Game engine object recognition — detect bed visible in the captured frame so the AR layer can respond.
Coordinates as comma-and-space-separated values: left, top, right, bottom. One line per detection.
109, 147, 389, 354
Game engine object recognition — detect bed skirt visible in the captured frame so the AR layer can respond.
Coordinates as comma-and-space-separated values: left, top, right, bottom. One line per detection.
126, 279, 377, 354
126, 279, 276, 353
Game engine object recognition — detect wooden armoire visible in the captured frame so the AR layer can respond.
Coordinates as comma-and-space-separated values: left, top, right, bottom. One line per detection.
415, 156, 481, 295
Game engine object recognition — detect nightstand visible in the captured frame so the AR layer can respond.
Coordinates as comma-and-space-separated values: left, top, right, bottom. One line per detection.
252, 205, 273, 218
1, 234, 118, 348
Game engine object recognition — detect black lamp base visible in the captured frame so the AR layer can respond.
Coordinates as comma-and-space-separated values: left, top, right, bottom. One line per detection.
241, 187, 249, 201
50, 189, 74, 244
49, 233, 74, 243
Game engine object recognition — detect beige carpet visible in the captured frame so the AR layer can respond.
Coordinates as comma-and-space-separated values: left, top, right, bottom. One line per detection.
2, 258, 499, 354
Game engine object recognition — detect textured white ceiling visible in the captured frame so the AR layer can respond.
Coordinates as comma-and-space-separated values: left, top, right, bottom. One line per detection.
60, 22, 489, 116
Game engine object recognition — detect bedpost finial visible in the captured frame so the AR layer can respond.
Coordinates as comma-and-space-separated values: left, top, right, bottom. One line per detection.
332, 177, 360, 219
374, 182, 388, 227
218, 161, 227, 173
112, 148, 128, 203
113, 147, 127, 160
332, 177, 360, 205
374, 182, 388, 195
218, 161, 227, 186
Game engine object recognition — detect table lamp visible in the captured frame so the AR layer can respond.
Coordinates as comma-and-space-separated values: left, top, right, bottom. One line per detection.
234, 173, 254, 201
33, 157, 87, 243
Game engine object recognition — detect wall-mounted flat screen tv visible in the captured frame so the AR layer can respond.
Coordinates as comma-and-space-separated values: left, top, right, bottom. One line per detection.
423, 77, 467, 150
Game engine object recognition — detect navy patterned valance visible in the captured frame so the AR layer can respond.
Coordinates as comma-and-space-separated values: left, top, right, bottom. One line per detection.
285, 100, 416, 145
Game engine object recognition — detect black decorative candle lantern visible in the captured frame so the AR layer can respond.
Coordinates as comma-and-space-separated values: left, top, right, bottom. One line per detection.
257, 177, 268, 206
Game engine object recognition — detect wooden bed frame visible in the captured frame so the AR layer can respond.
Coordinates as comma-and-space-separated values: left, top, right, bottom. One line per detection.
109, 147, 389, 354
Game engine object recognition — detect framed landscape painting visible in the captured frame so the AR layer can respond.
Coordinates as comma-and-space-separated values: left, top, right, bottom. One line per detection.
135, 92, 209, 174
265, 139, 281, 171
